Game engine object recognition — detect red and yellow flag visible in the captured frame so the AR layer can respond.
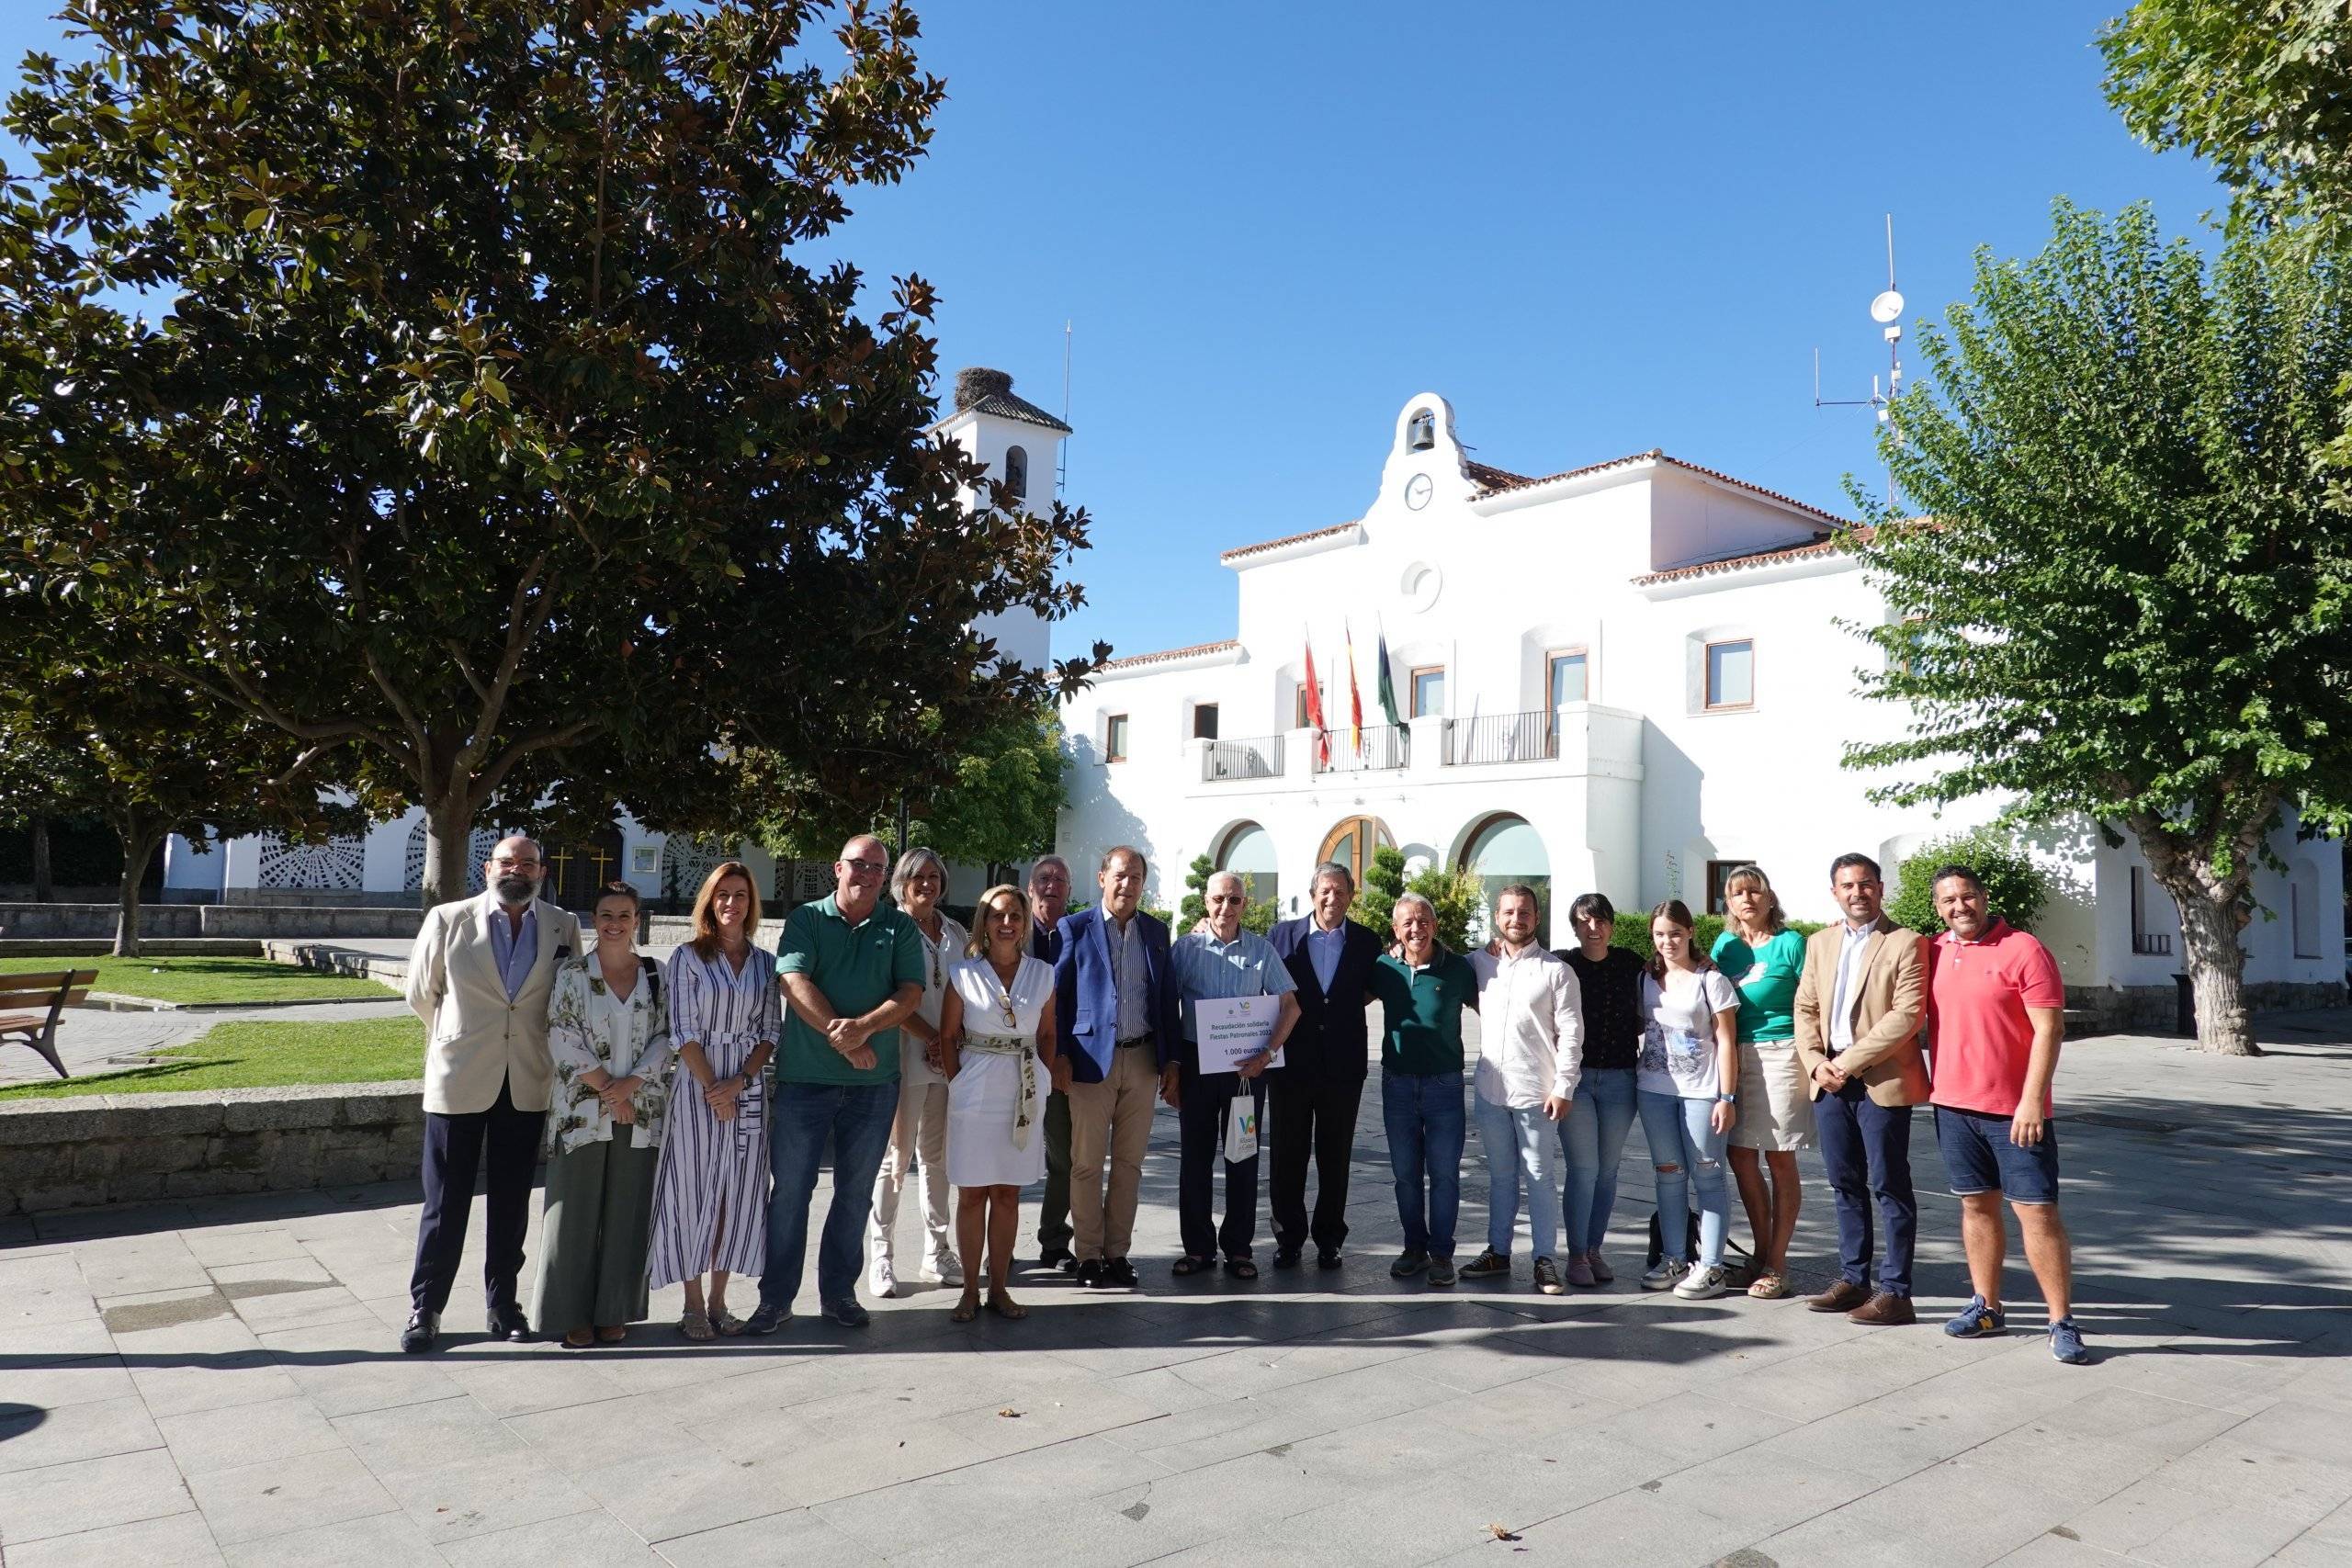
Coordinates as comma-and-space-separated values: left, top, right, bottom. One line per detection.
1302, 635, 1329, 768
1345, 621, 1364, 756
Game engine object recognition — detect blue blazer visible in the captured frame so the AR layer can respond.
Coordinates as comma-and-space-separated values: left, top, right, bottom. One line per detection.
1054, 907, 1181, 1082
1268, 916, 1382, 1085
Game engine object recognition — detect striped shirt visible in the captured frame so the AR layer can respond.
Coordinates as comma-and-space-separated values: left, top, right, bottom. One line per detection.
1170, 929, 1297, 1042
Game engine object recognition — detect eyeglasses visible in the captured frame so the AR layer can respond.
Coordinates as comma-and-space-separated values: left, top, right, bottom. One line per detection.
843, 858, 886, 876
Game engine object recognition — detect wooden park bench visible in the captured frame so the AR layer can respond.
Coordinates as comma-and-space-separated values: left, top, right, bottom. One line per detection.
0, 969, 96, 1079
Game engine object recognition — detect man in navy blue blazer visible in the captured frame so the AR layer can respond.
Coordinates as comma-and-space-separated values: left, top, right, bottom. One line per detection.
1054, 846, 1181, 1291
1025, 855, 1075, 1271
1267, 862, 1383, 1269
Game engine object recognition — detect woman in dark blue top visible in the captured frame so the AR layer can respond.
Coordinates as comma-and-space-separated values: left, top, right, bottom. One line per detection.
1555, 892, 1645, 1287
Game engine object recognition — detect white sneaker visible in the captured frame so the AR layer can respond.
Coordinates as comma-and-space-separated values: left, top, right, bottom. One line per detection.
1640, 1258, 1689, 1292
921, 1253, 963, 1286
1672, 1263, 1730, 1301
868, 1256, 899, 1300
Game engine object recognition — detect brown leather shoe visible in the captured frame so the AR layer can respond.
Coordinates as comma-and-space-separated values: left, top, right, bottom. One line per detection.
1847, 1291, 1917, 1325
1807, 1279, 1870, 1314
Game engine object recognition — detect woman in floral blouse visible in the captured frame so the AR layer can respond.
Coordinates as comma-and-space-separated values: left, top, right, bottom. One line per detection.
532, 883, 673, 1347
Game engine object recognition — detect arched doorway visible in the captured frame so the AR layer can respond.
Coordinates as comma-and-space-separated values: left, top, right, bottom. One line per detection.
1461, 813, 1550, 943
1215, 822, 1280, 913
1318, 815, 1393, 892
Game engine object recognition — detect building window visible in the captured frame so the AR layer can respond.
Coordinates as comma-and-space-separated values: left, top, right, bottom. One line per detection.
1294, 683, 1327, 729
1004, 445, 1028, 501
1462, 813, 1550, 944
2130, 866, 2171, 956
1192, 703, 1219, 740
1410, 666, 1446, 718
1546, 648, 1589, 706
1104, 713, 1129, 762
1216, 821, 1279, 911
2292, 872, 2322, 959
1704, 638, 1754, 710
1407, 409, 1436, 451
1703, 859, 1749, 917
1318, 815, 1392, 890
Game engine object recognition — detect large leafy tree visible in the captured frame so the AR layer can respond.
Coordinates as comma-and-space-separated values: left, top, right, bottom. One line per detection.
1846, 200, 2352, 1055
0, 0, 1098, 908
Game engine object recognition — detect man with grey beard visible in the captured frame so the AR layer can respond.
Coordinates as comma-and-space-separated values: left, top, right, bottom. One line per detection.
400, 834, 581, 1354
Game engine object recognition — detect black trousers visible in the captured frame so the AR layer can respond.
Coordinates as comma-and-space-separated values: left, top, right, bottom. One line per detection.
1035, 1089, 1073, 1258
1268, 1074, 1364, 1256
1177, 1067, 1265, 1261
408, 1076, 542, 1316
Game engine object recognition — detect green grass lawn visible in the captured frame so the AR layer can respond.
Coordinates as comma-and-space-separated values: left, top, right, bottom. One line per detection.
0, 955, 399, 1005
0, 1015, 426, 1101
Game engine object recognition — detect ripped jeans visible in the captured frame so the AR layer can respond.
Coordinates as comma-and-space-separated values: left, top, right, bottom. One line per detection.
1637, 1089, 1728, 1269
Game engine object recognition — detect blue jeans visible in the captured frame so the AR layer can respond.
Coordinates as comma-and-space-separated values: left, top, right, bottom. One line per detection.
762, 1080, 899, 1311
1637, 1089, 1728, 1268
1558, 1067, 1638, 1257
1815, 1079, 1917, 1294
1384, 1070, 1466, 1258
1476, 1097, 1562, 1260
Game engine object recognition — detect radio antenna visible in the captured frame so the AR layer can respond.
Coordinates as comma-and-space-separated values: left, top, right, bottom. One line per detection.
1810, 213, 1905, 506
1057, 320, 1073, 499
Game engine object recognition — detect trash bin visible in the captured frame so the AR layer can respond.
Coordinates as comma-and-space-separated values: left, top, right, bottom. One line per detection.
2172, 972, 2194, 1036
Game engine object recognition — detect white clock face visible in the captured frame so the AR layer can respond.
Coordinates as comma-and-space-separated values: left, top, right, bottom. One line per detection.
1404, 473, 1433, 510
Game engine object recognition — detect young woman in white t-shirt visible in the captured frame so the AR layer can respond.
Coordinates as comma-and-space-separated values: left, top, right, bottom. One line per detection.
1635, 900, 1741, 1299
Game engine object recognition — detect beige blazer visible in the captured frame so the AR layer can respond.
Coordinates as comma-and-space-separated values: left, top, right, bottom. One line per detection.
1792, 916, 1931, 1108
405, 892, 582, 1116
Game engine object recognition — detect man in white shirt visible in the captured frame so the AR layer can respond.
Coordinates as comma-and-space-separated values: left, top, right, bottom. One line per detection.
1458, 886, 1584, 1295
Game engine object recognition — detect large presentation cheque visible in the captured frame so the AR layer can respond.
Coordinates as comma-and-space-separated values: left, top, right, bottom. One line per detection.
1195, 995, 1283, 1073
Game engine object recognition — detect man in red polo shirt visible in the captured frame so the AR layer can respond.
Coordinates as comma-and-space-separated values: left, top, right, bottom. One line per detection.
1923, 863, 2088, 1365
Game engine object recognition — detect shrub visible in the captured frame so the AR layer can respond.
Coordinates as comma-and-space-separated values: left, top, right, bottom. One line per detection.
1347, 845, 1480, 953
1609, 908, 1825, 963
1886, 829, 2053, 936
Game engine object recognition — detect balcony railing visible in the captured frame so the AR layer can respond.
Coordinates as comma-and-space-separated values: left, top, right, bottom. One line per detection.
1444, 708, 1559, 767
1203, 735, 1284, 783
2132, 931, 2173, 956
1314, 723, 1410, 774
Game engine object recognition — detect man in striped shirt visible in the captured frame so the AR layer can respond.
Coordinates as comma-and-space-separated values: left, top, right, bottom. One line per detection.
1168, 873, 1300, 1279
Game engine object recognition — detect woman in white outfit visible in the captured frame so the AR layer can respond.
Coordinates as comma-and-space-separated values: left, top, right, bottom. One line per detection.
937, 885, 1059, 1323
866, 847, 967, 1298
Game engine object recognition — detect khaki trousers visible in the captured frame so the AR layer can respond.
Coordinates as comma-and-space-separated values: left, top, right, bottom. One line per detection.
1068, 1043, 1160, 1261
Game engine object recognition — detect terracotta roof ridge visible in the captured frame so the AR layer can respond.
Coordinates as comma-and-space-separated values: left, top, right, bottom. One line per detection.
1097, 637, 1242, 671
1633, 525, 1875, 585
1218, 520, 1362, 563
1472, 447, 1846, 525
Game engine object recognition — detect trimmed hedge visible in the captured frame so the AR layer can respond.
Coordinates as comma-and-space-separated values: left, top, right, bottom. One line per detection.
1603, 910, 1825, 962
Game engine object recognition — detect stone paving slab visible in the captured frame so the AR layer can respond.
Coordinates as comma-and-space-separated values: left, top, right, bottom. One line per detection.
2, 1013, 2348, 1565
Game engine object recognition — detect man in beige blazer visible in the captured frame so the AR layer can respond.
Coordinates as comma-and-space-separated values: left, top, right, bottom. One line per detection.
1792, 852, 1931, 1326
399, 834, 582, 1354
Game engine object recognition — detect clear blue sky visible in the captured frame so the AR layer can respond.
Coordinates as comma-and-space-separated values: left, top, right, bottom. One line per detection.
2, 4, 2229, 666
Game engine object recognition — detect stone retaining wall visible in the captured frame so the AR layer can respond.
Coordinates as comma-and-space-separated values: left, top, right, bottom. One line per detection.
2067, 979, 2347, 1035
0, 1081, 425, 1216
0, 902, 425, 941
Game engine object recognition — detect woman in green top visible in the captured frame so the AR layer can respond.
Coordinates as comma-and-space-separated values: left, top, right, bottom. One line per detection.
1709, 865, 1812, 1299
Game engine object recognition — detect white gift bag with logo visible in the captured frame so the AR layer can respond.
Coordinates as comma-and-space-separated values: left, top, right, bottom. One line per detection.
1223, 1092, 1260, 1164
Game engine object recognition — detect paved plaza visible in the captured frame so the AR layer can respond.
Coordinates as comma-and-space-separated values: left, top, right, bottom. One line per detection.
3, 1012, 2349, 1567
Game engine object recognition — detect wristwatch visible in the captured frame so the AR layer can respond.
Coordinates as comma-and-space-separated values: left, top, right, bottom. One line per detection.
1714, 1093, 1736, 1104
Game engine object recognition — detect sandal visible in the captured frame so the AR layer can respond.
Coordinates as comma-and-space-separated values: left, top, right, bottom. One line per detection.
950, 1296, 979, 1324
986, 1292, 1028, 1321
1747, 1269, 1791, 1300
679, 1311, 716, 1342
1171, 1255, 1212, 1277
1224, 1258, 1260, 1280
595, 1325, 627, 1343
710, 1309, 748, 1337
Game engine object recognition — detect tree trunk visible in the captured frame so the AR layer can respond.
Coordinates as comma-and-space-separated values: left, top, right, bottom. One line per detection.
113, 824, 164, 960
28, 816, 51, 902
420, 789, 478, 909
2171, 888, 2257, 1055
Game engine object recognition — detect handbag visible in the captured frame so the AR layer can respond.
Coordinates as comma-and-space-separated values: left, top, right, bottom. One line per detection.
1222, 1091, 1260, 1164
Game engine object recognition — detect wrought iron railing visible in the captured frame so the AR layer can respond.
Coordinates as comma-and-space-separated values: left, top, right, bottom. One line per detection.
1443, 709, 1559, 766
1203, 735, 1284, 782
2132, 931, 2173, 956
1315, 724, 1410, 774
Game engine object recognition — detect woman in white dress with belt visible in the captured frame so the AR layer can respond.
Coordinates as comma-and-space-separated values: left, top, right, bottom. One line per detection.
937, 884, 1060, 1323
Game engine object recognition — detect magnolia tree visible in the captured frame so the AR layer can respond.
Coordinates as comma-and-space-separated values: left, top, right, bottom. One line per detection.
0, 0, 1100, 907
1846, 200, 2352, 1055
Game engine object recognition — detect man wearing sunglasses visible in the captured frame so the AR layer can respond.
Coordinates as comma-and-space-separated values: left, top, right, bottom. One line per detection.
749, 835, 925, 1331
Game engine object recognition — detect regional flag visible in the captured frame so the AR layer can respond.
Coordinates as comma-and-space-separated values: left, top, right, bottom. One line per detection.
1375, 624, 1402, 728
1345, 621, 1364, 756
1303, 636, 1329, 768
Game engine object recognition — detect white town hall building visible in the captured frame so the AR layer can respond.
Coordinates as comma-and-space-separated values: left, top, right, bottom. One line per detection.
1054, 393, 2346, 1030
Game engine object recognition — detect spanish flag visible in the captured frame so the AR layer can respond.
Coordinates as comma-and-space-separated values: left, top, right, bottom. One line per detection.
1302, 634, 1329, 769
1345, 620, 1364, 756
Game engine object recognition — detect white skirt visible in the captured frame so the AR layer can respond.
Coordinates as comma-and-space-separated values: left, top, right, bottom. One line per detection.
947, 1051, 1044, 1188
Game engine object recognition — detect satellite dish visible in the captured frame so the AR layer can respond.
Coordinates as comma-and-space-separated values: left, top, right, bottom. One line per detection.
1870, 289, 1905, 324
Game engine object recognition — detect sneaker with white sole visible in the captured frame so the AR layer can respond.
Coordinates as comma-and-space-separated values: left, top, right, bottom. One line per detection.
867, 1257, 898, 1300
1533, 1258, 1566, 1295
1640, 1258, 1689, 1292
2049, 1317, 2091, 1364
920, 1254, 963, 1287
1459, 1249, 1512, 1280
1672, 1263, 1730, 1300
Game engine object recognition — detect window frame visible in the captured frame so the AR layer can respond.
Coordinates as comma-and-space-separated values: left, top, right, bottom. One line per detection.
1408, 664, 1446, 719
1004, 444, 1029, 501
1545, 646, 1590, 708
1702, 859, 1750, 918
1191, 702, 1219, 741
1103, 712, 1129, 763
1702, 637, 1756, 712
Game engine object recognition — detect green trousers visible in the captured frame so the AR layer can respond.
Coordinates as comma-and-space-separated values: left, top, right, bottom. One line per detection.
531, 1134, 659, 1336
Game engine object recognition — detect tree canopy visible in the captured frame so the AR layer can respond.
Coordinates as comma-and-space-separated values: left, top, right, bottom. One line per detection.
1846, 199, 2352, 1053
0, 0, 1100, 906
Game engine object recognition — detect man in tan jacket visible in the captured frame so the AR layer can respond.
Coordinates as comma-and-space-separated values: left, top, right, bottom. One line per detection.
399, 834, 582, 1354
1792, 852, 1931, 1326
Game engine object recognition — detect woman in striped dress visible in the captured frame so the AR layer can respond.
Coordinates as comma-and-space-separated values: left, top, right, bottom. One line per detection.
647, 862, 778, 1340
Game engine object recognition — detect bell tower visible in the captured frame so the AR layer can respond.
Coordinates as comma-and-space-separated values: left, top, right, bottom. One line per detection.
932, 366, 1072, 674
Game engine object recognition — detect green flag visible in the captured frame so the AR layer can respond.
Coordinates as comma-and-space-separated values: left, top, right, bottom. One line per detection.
1375, 626, 1402, 727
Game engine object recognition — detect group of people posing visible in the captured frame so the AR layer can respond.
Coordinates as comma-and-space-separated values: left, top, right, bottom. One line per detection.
394, 836, 2087, 1366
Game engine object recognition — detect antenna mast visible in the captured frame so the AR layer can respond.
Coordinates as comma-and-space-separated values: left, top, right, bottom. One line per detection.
1057, 319, 1072, 499
1810, 213, 1905, 505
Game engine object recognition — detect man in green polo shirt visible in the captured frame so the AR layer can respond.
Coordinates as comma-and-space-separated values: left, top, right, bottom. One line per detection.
1370, 892, 1478, 1287
746, 835, 924, 1332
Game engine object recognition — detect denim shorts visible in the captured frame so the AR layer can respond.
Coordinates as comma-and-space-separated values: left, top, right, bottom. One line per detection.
1934, 1104, 2060, 1204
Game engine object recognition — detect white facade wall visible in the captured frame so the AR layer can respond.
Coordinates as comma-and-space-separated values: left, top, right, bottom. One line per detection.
1057, 394, 2346, 1002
